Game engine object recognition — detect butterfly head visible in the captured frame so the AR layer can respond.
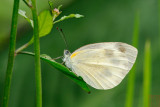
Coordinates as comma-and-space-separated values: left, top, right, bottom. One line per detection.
63, 50, 72, 69
64, 50, 71, 56
63, 50, 71, 61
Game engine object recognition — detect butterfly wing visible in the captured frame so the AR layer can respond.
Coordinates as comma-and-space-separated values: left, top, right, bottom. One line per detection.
70, 42, 138, 89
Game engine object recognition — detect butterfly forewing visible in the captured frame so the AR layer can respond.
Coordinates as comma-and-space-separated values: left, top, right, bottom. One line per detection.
70, 42, 138, 89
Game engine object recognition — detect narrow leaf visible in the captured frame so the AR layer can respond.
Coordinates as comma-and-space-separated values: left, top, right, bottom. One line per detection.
19, 51, 91, 93
58, 5, 62, 10
54, 14, 84, 24
18, 9, 33, 27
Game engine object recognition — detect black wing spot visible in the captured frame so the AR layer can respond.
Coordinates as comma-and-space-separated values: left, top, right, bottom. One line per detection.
119, 46, 126, 53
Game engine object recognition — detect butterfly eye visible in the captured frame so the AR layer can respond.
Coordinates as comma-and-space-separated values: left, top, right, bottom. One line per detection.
64, 50, 70, 55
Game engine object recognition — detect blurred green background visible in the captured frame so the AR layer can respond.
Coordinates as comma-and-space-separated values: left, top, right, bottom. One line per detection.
0, 0, 160, 107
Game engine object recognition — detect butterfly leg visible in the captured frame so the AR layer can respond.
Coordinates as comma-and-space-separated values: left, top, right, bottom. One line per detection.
61, 61, 65, 65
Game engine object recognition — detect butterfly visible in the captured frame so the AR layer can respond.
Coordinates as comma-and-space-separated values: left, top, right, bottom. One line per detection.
62, 42, 138, 90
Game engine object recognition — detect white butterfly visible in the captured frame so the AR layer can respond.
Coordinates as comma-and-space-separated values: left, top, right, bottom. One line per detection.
63, 42, 138, 90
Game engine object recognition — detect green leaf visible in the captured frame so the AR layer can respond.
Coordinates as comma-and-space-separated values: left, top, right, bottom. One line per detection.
38, 10, 53, 37
18, 9, 33, 27
19, 51, 91, 93
28, 10, 53, 44
19, 10, 53, 39
54, 14, 84, 24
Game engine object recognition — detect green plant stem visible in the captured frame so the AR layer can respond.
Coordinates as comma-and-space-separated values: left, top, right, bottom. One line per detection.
143, 40, 151, 107
15, 42, 30, 54
125, 11, 139, 107
30, 0, 42, 107
2, 0, 20, 107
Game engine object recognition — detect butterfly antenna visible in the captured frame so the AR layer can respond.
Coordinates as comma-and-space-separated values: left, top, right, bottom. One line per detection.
56, 27, 69, 50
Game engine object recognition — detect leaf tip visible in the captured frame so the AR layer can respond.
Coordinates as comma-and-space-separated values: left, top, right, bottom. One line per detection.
88, 91, 91, 94
75, 14, 84, 18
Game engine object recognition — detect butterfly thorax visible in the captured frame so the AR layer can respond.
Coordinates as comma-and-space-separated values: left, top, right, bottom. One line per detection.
63, 50, 72, 69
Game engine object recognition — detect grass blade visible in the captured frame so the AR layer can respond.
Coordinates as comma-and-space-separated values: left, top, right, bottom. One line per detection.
125, 11, 140, 107
143, 40, 151, 107
158, 0, 160, 52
